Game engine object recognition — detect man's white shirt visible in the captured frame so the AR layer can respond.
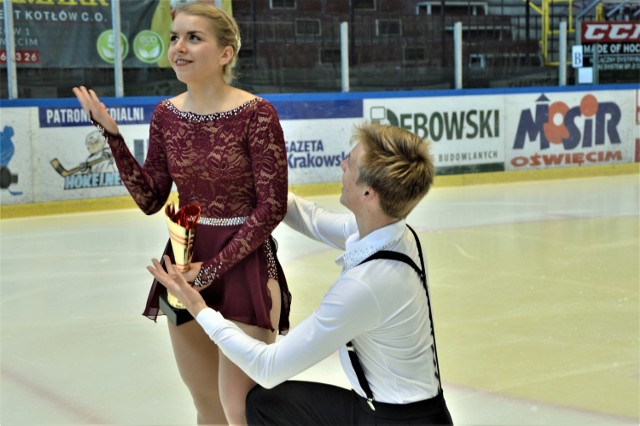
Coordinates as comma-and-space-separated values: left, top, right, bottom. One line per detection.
196, 193, 439, 404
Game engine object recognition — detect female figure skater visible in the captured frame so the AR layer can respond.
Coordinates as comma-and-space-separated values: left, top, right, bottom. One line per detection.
73, 3, 290, 424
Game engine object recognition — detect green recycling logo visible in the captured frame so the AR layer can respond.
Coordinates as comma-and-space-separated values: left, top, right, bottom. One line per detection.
97, 30, 129, 63
133, 30, 165, 64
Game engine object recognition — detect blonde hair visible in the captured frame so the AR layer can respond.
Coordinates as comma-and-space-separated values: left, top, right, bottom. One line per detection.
174, 2, 241, 84
354, 122, 435, 219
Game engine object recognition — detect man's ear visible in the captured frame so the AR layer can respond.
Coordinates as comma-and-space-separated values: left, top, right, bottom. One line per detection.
363, 187, 376, 200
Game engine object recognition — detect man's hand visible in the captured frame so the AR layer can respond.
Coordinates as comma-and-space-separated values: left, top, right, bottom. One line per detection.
147, 256, 208, 318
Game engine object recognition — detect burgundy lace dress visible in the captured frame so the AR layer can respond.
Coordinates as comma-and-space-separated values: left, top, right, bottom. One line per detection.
102, 97, 291, 332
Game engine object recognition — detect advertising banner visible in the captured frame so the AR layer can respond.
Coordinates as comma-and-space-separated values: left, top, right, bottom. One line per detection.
582, 43, 640, 71
283, 118, 353, 185
272, 98, 363, 185
580, 21, 640, 71
363, 95, 505, 172
0, 107, 34, 205
0, 0, 171, 68
581, 21, 640, 44
636, 89, 640, 163
1, 87, 636, 207
36, 103, 154, 202
505, 90, 635, 170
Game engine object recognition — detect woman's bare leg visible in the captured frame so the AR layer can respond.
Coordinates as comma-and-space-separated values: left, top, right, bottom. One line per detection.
168, 319, 227, 425
218, 278, 282, 425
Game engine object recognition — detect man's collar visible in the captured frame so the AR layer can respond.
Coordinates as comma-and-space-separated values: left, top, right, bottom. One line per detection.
337, 219, 406, 271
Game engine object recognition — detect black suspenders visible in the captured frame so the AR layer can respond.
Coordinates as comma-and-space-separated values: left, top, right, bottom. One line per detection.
346, 225, 443, 410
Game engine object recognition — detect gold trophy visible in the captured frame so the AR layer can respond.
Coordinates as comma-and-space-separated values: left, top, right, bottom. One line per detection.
159, 202, 201, 325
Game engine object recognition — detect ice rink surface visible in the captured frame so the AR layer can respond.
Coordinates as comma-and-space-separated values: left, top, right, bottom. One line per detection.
1, 173, 638, 425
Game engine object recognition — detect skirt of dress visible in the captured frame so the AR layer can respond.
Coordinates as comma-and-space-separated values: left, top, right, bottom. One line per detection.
142, 222, 291, 334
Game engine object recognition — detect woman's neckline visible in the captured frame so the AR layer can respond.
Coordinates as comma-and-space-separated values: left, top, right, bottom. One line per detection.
163, 97, 260, 121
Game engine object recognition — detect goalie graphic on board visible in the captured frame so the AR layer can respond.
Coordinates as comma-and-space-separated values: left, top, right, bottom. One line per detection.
50, 130, 116, 176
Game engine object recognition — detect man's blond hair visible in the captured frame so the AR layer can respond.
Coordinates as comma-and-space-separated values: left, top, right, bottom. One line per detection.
354, 122, 435, 219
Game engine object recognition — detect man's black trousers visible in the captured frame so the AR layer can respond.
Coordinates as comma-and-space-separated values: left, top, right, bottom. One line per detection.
246, 380, 454, 425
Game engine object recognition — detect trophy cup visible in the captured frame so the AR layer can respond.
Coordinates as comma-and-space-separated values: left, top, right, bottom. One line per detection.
158, 202, 201, 325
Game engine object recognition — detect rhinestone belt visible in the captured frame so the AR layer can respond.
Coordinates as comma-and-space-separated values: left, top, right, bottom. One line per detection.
198, 216, 248, 226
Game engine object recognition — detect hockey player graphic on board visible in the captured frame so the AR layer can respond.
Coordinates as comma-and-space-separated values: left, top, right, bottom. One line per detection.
83, 131, 115, 173
50, 130, 116, 177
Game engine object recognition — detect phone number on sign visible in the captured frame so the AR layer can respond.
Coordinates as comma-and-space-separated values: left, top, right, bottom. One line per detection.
0, 50, 40, 64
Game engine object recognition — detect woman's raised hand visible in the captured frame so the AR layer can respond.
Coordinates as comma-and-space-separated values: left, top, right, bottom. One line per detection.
72, 86, 120, 136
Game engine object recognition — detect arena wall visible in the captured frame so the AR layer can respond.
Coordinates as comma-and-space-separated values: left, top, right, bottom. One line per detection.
1, 84, 638, 217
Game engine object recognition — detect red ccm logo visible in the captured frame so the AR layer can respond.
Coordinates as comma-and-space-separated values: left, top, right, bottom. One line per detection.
582, 21, 640, 43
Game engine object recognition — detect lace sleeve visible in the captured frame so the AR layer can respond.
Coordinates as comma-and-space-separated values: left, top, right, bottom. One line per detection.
93, 109, 173, 215
194, 102, 288, 287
